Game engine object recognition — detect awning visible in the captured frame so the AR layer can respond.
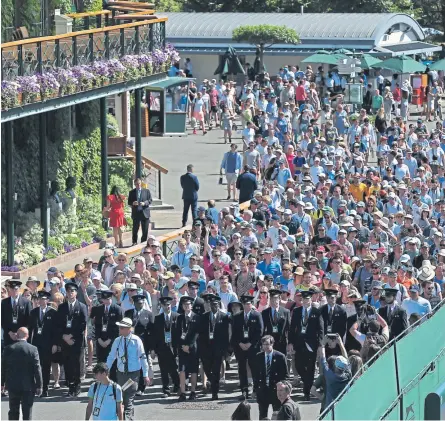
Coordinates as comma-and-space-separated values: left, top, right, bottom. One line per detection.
377, 41, 441, 57
147, 76, 194, 90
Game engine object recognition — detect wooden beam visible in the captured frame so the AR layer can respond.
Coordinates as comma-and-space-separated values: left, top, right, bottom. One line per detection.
108, 6, 155, 13
114, 14, 157, 20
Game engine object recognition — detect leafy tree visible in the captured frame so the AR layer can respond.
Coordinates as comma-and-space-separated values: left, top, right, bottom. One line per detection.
233, 25, 300, 73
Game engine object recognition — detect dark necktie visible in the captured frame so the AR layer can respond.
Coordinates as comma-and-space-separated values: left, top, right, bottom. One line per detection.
244, 313, 248, 324
40, 308, 44, 322
13, 299, 17, 313
165, 314, 170, 330
303, 309, 309, 325
273, 309, 278, 324
124, 338, 129, 373
104, 306, 109, 320
329, 307, 334, 322
266, 354, 271, 378
69, 303, 73, 316
388, 306, 392, 320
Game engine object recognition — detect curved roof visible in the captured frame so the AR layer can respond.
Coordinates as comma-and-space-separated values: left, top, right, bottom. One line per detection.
162, 12, 424, 41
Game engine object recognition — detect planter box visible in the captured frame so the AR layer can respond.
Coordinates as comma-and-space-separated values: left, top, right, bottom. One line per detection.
1, 238, 114, 279
107, 136, 127, 156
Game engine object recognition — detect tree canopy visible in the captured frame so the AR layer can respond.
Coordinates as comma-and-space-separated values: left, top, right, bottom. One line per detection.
232, 24, 300, 48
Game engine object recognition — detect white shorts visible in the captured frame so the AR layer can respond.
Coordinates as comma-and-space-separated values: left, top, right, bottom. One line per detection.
226, 173, 238, 185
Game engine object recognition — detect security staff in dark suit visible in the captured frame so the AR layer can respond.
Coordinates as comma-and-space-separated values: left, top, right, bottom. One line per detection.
154, 297, 180, 397
177, 281, 206, 315
255, 335, 289, 420
262, 289, 290, 355
90, 290, 123, 363
55, 282, 88, 397
2, 327, 42, 420
128, 177, 152, 246
180, 164, 200, 227
320, 289, 347, 340
124, 294, 154, 395
199, 294, 230, 400
28, 291, 57, 397
288, 290, 323, 401
231, 294, 264, 400
174, 296, 201, 402
378, 288, 408, 340
1, 280, 32, 347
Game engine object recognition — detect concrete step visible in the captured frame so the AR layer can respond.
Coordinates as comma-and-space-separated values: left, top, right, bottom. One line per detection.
151, 203, 174, 210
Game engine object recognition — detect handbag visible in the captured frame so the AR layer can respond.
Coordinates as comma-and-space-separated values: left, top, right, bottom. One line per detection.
102, 207, 110, 218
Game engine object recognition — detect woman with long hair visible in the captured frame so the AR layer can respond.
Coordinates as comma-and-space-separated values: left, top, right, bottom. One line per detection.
105, 185, 126, 247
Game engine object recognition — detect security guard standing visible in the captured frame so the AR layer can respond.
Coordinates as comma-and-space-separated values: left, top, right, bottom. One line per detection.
231, 294, 264, 400
177, 280, 206, 315
90, 290, 123, 363
174, 296, 200, 402
288, 290, 322, 401
28, 290, 57, 397
320, 289, 347, 340
153, 296, 180, 397
106, 317, 153, 421
56, 282, 88, 397
378, 287, 408, 340
124, 295, 154, 396
1, 280, 32, 347
261, 289, 290, 355
199, 294, 230, 400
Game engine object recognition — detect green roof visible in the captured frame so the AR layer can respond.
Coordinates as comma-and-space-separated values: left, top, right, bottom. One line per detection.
148, 77, 193, 90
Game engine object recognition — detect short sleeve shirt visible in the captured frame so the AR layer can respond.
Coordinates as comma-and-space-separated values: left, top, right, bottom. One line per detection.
88, 382, 122, 420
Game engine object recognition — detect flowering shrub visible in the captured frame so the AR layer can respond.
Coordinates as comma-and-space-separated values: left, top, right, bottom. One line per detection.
37, 73, 60, 100
1, 46, 180, 110
1, 80, 20, 110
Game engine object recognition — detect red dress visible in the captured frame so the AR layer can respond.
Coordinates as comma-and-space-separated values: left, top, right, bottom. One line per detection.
107, 194, 126, 228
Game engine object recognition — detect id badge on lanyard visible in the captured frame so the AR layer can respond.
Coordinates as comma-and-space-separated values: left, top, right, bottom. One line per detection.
272, 325, 278, 333
12, 316, 18, 324
66, 319, 72, 328
327, 325, 332, 333
93, 408, 100, 417
165, 331, 171, 344
301, 326, 307, 334
181, 331, 186, 340
243, 329, 249, 339
37, 327, 43, 335
102, 324, 108, 332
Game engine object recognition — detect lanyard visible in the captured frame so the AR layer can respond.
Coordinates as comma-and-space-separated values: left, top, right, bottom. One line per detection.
94, 384, 110, 410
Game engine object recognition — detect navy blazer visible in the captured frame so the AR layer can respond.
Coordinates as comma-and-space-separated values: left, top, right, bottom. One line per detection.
236, 172, 258, 204
180, 172, 200, 201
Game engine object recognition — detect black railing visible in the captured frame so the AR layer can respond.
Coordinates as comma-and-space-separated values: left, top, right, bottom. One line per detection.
1, 18, 166, 81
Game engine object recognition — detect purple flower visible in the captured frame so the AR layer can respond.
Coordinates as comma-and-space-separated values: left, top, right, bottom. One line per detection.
16, 75, 40, 95
81, 241, 89, 248
1, 81, 20, 110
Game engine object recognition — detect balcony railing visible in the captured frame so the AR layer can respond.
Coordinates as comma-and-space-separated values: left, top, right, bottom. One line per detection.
1, 18, 166, 81
66, 10, 113, 31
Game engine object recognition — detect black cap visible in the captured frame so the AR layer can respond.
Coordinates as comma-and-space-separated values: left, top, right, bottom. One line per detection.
269, 289, 282, 297
65, 282, 79, 291
99, 290, 113, 299
301, 290, 315, 299
324, 289, 339, 297
206, 294, 221, 303
187, 280, 200, 288
160, 296, 173, 305
179, 296, 194, 306
132, 294, 146, 303
353, 299, 366, 307
228, 300, 243, 313
38, 290, 51, 299
6, 280, 22, 288
240, 294, 254, 304
383, 288, 399, 296
170, 265, 181, 272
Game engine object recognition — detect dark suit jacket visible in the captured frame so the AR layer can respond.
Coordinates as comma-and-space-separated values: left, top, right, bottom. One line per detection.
320, 304, 347, 339
231, 310, 264, 350
277, 398, 301, 420
124, 308, 155, 351
128, 188, 152, 219
1, 296, 32, 347
255, 350, 289, 391
173, 312, 200, 351
153, 311, 179, 353
91, 303, 123, 342
378, 304, 408, 340
262, 307, 290, 348
289, 306, 323, 354
177, 297, 206, 316
2, 340, 42, 392
199, 310, 230, 354
180, 172, 200, 201
236, 172, 258, 204
56, 300, 88, 350
28, 306, 57, 350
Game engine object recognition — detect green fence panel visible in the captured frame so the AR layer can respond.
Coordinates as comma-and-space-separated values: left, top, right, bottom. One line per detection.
319, 408, 334, 421
334, 347, 398, 420
381, 401, 401, 420
396, 305, 445, 390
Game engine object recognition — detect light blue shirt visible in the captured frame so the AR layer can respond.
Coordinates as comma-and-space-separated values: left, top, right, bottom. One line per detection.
171, 251, 193, 269
257, 261, 282, 280
323, 222, 340, 240
401, 297, 432, 317
106, 333, 150, 377
87, 382, 123, 420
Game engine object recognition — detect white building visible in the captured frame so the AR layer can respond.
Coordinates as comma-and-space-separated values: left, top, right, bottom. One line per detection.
161, 12, 441, 84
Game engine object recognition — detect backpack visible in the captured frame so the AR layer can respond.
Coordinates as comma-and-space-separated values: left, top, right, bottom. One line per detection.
93, 381, 117, 401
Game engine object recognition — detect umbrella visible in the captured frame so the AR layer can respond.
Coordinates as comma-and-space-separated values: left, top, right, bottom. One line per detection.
333, 48, 353, 55
430, 58, 445, 71
214, 45, 245, 76
371, 55, 426, 73
302, 53, 340, 65
358, 54, 382, 69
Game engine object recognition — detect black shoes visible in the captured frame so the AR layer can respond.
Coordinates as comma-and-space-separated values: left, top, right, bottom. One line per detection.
188, 391, 197, 401
303, 393, 311, 401
178, 393, 187, 402
211, 393, 219, 401
41, 390, 49, 397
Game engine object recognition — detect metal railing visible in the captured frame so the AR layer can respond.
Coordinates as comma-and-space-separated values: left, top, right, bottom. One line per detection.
67, 11, 112, 31
1, 18, 167, 81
